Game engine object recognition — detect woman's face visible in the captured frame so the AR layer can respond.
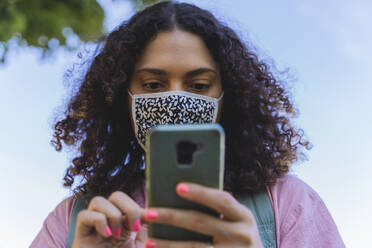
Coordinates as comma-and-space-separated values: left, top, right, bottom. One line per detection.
129, 28, 222, 97
128, 28, 223, 131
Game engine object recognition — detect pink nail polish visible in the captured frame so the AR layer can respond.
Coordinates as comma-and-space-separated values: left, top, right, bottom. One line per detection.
145, 239, 156, 248
114, 226, 121, 237
145, 210, 158, 220
132, 219, 141, 231
177, 183, 189, 194
105, 226, 112, 237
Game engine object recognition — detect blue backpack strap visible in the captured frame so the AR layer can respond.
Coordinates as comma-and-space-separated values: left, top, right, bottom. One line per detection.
67, 197, 88, 248
67, 190, 276, 248
237, 188, 277, 248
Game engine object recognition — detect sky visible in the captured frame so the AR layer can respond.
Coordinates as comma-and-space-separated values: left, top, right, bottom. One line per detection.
1, 0, 371, 247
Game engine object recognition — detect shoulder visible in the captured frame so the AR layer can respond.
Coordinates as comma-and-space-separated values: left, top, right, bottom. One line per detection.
271, 173, 320, 202
52, 196, 76, 222
269, 174, 327, 228
30, 196, 76, 247
268, 174, 345, 247
273, 173, 314, 191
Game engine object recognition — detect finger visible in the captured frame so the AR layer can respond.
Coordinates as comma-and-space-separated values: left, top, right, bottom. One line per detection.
176, 183, 250, 221
75, 209, 112, 238
108, 191, 144, 231
143, 208, 230, 238
134, 223, 148, 245
145, 238, 213, 248
88, 196, 123, 236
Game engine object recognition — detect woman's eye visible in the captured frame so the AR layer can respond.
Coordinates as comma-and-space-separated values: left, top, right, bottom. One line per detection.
189, 83, 210, 91
143, 82, 163, 90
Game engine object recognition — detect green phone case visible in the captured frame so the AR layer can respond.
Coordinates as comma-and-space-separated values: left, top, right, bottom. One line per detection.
145, 123, 225, 241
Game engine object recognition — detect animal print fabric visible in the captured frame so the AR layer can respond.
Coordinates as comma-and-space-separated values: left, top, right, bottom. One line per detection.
129, 91, 222, 149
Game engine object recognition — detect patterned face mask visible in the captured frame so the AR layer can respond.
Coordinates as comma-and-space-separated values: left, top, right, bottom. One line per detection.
129, 90, 223, 149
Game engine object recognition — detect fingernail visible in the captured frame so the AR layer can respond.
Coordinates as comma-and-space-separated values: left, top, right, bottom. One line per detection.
145, 209, 158, 220
114, 226, 121, 237
132, 219, 141, 232
177, 183, 189, 194
145, 239, 156, 248
105, 226, 112, 237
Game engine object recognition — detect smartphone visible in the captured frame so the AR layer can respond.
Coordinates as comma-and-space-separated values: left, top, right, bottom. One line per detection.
145, 123, 225, 242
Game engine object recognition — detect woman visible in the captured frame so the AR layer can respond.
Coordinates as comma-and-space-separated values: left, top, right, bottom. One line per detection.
31, 2, 344, 248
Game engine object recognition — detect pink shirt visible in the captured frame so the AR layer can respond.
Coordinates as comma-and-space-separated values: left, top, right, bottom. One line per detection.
30, 175, 345, 247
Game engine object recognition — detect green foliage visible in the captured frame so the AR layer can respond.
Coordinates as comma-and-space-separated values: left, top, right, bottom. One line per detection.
134, 0, 170, 10
0, 0, 169, 63
0, 0, 105, 63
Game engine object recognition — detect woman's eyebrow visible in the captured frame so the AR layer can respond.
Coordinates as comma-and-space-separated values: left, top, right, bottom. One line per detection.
134, 68, 167, 76
134, 67, 217, 77
185, 68, 218, 78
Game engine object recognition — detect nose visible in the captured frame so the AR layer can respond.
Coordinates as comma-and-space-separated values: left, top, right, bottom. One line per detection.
168, 79, 183, 91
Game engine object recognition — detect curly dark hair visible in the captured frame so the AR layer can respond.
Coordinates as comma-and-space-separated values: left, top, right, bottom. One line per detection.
52, 1, 310, 200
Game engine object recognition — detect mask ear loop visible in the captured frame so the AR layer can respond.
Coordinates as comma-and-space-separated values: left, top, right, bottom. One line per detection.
211, 91, 224, 122
217, 91, 224, 101
128, 90, 134, 98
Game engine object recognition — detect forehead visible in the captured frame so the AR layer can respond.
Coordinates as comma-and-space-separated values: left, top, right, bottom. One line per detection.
134, 29, 218, 71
